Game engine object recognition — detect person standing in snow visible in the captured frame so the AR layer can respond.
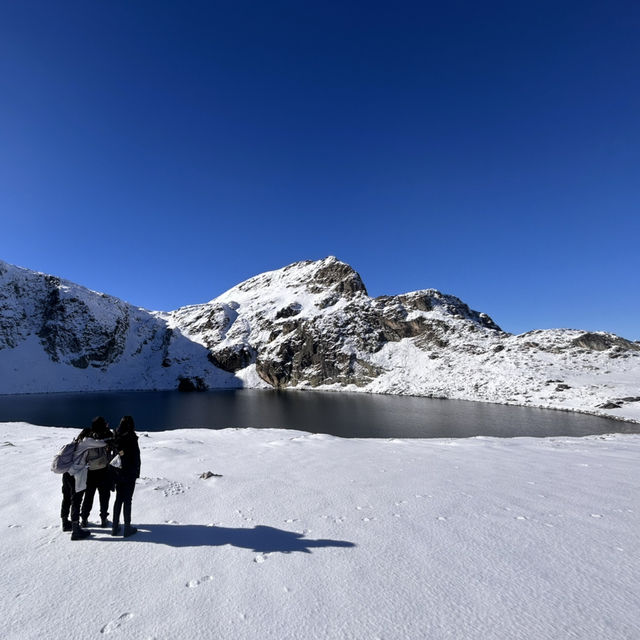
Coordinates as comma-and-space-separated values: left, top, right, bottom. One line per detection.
60, 419, 112, 541
111, 415, 141, 538
79, 416, 114, 529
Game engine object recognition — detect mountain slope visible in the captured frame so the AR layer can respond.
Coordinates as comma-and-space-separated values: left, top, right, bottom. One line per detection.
1, 257, 638, 422
0, 260, 237, 393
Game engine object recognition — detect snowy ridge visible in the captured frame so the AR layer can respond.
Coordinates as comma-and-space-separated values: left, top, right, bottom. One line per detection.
1, 257, 639, 423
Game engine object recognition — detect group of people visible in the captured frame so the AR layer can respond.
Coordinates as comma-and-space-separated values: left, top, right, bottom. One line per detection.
60, 415, 141, 541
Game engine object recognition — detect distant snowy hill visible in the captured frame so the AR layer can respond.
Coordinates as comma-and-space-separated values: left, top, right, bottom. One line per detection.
1, 257, 639, 422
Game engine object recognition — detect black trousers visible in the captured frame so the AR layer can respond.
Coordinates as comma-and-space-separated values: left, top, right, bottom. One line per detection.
81, 468, 112, 520
60, 473, 84, 522
113, 479, 136, 526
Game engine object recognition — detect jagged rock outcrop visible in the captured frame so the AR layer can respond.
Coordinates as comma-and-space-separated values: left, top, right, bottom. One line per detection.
571, 332, 640, 354
37, 275, 130, 369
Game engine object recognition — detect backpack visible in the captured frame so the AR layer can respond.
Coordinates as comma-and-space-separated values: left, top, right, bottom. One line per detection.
86, 445, 109, 471
51, 441, 78, 474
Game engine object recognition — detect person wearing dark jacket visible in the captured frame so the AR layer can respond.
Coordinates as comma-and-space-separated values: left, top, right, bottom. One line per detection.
80, 416, 114, 528
111, 415, 141, 538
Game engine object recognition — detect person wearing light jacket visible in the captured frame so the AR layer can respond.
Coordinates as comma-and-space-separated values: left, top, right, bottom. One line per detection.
60, 419, 111, 541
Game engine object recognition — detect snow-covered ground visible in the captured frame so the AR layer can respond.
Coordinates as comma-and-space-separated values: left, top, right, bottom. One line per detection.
2, 422, 639, 639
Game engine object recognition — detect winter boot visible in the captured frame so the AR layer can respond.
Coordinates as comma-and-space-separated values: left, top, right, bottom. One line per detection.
81, 517, 89, 528
71, 521, 91, 541
61, 518, 72, 532
100, 515, 109, 528
111, 524, 121, 536
123, 525, 137, 538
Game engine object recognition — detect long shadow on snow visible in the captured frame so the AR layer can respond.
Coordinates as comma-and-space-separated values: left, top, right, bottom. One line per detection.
110, 523, 356, 554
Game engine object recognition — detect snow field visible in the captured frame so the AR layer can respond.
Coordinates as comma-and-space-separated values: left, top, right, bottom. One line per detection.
1, 423, 639, 639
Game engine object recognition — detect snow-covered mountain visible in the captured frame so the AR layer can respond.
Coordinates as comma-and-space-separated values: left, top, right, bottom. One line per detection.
1, 257, 639, 421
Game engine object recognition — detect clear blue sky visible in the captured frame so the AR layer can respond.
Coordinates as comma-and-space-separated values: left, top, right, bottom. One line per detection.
1, 1, 639, 339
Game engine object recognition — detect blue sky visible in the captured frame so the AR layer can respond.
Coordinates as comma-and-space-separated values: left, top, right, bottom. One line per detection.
1, 1, 639, 339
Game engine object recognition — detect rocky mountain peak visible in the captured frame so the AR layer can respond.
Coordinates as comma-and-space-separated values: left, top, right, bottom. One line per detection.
302, 256, 368, 298
216, 256, 367, 303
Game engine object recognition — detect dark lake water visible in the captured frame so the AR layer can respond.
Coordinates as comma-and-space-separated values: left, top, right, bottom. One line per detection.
0, 389, 635, 438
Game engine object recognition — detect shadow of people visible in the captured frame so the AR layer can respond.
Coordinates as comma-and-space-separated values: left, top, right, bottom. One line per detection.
111, 523, 356, 554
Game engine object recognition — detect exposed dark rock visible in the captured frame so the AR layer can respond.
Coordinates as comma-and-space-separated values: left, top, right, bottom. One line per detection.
493, 345, 505, 353
306, 260, 368, 297
412, 320, 451, 350
177, 376, 207, 392
208, 345, 255, 372
555, 384, 571, 391
158, 328, 173, 367
572, 332, 640, 352
389, 293, 433, 313
598, 402, 622, 409
380, 316, 429, 340
36, 279, 128, 369
315, 295, 339, 309
392, 291, 502, 332
275, 303, 302, 319
255, 316, 383, 388
199, 471, 222, 479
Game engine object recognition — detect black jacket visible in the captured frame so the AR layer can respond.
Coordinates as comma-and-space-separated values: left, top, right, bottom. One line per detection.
114, 432, 141, 481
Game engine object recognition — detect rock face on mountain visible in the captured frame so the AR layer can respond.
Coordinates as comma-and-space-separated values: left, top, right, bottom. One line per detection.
171, 257, 504, 390
0, 260, 237, 393
1, 257, 639, 422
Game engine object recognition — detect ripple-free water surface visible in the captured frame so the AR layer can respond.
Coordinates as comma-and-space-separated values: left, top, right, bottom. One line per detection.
0, 389, 635, 438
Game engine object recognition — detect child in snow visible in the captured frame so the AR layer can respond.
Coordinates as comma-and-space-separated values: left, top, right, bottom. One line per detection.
111, 415, 141, 538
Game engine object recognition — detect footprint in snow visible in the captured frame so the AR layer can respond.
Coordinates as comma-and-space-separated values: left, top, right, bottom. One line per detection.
7, 524, 22, 528
100, 613, 133, 634
186, 576, 213, 588
590, 514, 603, 518
254, 554, 268, 563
